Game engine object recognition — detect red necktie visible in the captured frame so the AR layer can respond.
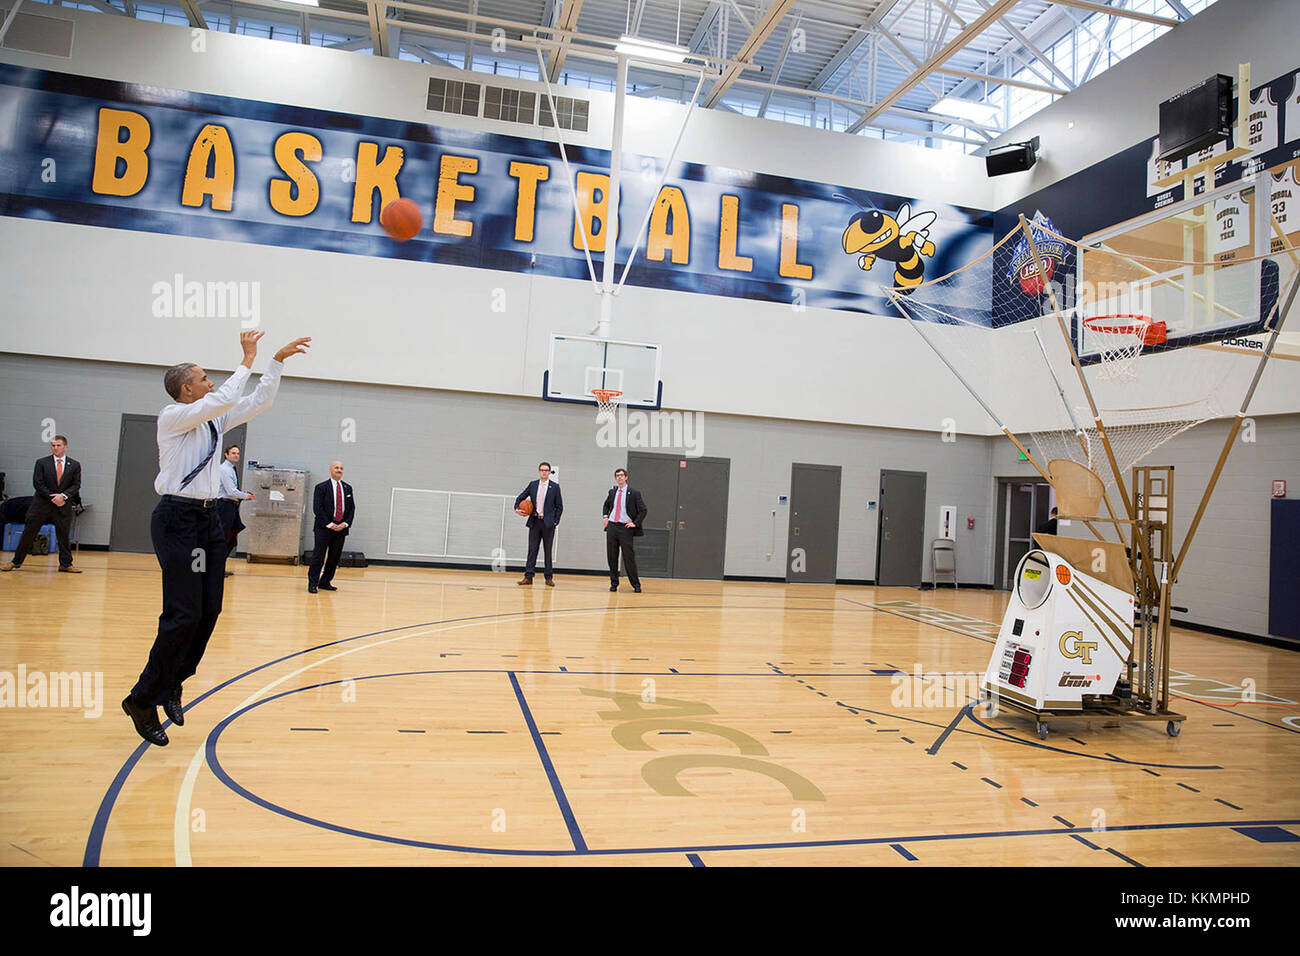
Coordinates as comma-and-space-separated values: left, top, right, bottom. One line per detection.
614, 489, 624, 522
334, 482, 343, 522
56, 459, 63, 486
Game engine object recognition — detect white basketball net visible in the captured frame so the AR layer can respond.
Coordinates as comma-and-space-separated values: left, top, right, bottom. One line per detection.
593, 389, 622, 422
1083, 316, 1150, 382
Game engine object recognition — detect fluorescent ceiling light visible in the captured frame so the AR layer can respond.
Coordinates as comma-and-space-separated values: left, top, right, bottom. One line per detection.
615, 35, 689, 63
932, 96, 1000, 123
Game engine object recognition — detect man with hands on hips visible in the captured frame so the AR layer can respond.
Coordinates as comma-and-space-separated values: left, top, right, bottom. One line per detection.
603, 467, 647, 593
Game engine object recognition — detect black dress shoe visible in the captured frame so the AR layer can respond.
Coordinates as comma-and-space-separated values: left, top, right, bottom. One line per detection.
308, 584, 318, 593
633, 586, 642, 593
122, 696, 169, 747
609, 585, 618, 592
319, 583, 338, 591
164, 685, 185, 726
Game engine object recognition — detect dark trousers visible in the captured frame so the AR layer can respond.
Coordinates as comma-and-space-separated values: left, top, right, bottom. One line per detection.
525, 522, 556, 579
130, 497, 227, 706
606, 524, 640, 588
217, 499, 245, 551
11, 498, 74, 567
310, 528, 346, 587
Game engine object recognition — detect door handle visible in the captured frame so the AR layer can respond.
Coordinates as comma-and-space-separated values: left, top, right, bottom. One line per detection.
884, 531, 893, 540
793, 527, 800, 535
666, 521, 673, 531
678, 521, 685, 530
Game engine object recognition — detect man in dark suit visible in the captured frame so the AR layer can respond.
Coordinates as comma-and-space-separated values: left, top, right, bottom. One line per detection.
309, 460, 354, 593
603, 467, 648, 592
514, 461, 563, 587
2, 435, 82, 573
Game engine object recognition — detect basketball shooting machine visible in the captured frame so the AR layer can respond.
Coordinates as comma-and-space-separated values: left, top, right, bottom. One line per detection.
891, 197, 1300, 739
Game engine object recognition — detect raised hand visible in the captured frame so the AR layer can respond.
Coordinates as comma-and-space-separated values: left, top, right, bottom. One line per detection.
240, 330, 265, 364
274, 337, 312, 362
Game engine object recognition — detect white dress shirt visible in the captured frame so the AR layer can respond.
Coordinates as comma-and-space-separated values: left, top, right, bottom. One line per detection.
535, 479, 549, 520
52, 456, 67, 497
219, 459, 244, 500
155, 361, 284, 498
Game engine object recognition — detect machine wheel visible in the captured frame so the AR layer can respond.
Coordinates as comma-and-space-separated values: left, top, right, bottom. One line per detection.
1036, 721, 1049, 740
1166, 721, 1181, 738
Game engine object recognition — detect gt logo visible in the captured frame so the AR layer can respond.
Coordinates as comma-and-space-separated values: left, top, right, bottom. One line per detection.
1059, 630, 1097, 665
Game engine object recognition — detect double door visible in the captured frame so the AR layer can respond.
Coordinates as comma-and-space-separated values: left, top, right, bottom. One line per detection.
625, 452, 730, 579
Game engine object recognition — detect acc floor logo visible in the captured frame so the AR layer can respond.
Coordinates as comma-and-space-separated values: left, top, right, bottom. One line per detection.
49, 886, 151, 936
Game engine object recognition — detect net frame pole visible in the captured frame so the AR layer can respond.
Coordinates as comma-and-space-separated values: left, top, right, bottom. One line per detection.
1170, 265, 1300, 581
1028, 329, 1126, 544
896, 297, 1054, 483
1016, 218, 1170, 585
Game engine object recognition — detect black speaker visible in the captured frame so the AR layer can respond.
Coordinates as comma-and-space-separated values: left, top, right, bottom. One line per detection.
986, 137, 1039, 176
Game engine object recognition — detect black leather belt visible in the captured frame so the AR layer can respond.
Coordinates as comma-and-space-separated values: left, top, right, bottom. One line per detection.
162, 495, 220, 510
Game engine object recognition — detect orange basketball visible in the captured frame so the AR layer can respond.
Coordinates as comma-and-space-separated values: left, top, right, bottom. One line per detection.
518, 499, 534, 516
380, 198, 422, 241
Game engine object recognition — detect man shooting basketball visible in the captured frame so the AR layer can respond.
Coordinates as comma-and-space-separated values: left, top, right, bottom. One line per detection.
122, 330, 310, 746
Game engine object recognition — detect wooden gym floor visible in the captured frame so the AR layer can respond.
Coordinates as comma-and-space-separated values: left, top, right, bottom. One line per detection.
1, 552, 1297, 867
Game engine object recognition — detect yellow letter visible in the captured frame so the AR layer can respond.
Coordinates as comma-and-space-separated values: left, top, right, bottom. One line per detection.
717, 194, 753, 272
92, 108, 151, 197
434, 154, 478, 237
647, 186, 690, 264
574, 171, 610, 252
181, 124, 236, 211
779, 203, 813, 279
509, 161, 549, 242
351, 142, 405, 223
269, 132, 322, 217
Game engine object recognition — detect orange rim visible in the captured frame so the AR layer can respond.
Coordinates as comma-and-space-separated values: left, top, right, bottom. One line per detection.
1084, 314, 1167, 346
591, 389, 623, 403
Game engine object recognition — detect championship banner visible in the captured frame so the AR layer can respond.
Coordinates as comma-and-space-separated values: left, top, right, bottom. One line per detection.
0, 64, 992, 319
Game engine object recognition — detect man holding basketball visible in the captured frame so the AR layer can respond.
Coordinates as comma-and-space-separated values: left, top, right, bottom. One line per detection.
515, 462, 563, 586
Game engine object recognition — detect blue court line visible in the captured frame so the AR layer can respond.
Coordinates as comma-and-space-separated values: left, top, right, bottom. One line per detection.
1216, 798, 1243, 810
1070, 834, 1100, 850
686, 853, 705, 867
890, 844, 918, 861
86, 599, 762, 865
85, 597, 1283, 865
1106, 847, 1143, 867
1174, 695, 1300, 735
508, 672, 588, 853
1053, 815, 1074, 827
203, 689, 1300, 858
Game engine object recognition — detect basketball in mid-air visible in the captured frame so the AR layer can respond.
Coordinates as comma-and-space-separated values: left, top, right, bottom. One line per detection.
380, 198, 422, 241
517, 499, 534, 516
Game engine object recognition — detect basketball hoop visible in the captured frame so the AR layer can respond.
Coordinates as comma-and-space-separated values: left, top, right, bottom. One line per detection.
1083, 314, 1166, 381
591, 388, 623, 421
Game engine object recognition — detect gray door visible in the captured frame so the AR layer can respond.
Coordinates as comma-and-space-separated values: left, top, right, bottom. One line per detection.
627, 452, 730, 579
999, 479, 1053, 588
626, 453, 681, 577
671, 457, 730, 579
109, 415, 246, 553
876, 469, 927, 587
786, 463, 841, 584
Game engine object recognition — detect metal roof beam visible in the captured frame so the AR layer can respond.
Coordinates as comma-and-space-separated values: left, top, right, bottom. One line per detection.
973, 0, 1075, 91
808, 0, 905, 91
758, 13, 801, 118
847, 0, 1019, 133
701, 0, 795, 109
178, 0, 206, 29
546, 0, 584, 81
1050, 0, 1179, 27
1163, 0, 1192, 17
367, 1, 389, 57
